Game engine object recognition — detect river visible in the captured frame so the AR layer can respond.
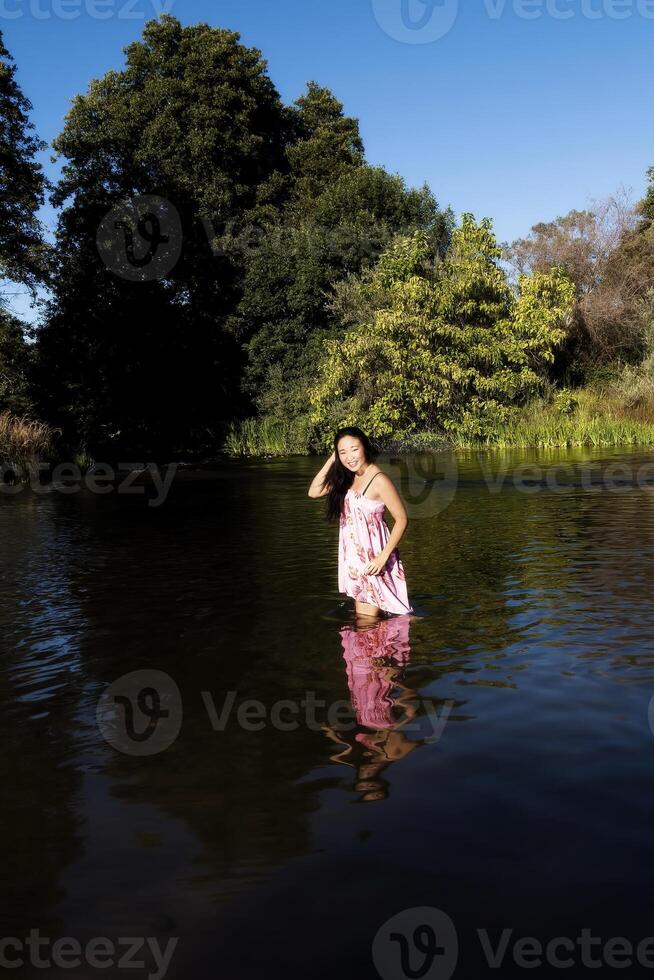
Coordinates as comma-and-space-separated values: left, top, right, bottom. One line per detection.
2, 446, 654, 978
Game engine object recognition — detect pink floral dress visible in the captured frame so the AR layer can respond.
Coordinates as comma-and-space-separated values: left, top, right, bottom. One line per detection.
340, 616, 412, 728
338, 474, 413, 615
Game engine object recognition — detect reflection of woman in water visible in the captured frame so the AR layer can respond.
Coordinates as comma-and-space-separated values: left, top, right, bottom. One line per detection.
323, 614, 421, 802
307, 426, 413, 621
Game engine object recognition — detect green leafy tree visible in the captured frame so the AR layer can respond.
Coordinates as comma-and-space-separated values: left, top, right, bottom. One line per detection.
308, 215, 575, 444
35, 15, 293, 456
0, 31, 48, 293
286, 82, 364, 214
640, 167, 654, 227
235, 165, 452, 413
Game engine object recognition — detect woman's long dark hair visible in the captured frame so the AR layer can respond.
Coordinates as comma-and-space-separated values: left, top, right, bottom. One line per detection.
323, 427, 378, 522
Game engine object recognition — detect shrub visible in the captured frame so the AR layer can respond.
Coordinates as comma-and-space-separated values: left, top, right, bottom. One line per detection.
0, 411, 57, 477
308, 216, 575, 448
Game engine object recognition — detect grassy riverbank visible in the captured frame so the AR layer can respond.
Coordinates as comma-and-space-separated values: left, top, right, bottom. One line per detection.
222, 378, 654, 457
451, 386, 654, 449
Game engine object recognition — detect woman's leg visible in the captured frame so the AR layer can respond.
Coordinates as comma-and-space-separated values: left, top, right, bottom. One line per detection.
355, 599, 381, 619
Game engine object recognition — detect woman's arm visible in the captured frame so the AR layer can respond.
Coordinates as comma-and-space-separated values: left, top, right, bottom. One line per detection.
365, 474, 409, 574
307, 451, 336, 498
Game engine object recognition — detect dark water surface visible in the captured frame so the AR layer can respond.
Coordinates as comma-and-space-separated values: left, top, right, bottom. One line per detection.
3, 447, 654, 979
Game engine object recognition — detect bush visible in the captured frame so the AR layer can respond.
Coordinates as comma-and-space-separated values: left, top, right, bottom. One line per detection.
308, 216, 575, 447
0, 411, 57, 477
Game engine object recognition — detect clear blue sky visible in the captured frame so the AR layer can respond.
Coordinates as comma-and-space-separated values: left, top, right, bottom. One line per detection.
4, 0, 653, 320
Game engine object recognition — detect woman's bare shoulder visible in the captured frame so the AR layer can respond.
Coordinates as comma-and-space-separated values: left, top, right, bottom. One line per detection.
367, 468, 394, 499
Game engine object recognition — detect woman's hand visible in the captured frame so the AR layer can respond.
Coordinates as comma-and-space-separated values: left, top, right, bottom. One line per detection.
365, 550, 390, 576
308, 450, 336, 498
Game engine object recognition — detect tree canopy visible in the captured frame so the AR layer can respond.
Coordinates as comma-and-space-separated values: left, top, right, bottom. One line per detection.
308, 216, 575, 444
0, 30, 48, 294
36, 15, 294, 456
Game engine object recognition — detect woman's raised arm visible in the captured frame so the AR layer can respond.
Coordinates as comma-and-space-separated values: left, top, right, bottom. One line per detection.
308, 451, 336, 498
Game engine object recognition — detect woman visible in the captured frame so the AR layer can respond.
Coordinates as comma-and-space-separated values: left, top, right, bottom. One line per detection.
308, 426, 413, 619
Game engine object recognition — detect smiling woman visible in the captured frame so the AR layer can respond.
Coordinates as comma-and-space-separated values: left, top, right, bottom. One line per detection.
307, 426, 414, 620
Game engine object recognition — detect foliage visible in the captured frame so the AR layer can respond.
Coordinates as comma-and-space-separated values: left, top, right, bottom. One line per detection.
0, 410, 56, 473
235, 167, 451, 406
308, 215, 575, 447
0, 308, 34, 415
35, 15, 292, 457
14, 16, 654, 459
222, 413, 313, 456
504, 193, 644, 376
589, 224, 654, 363
0, 31, 49, 293
285, 82, 364, 214
640, 167, 654, 227
34, 15, 451, 457
448, 398, 654, 448
504, 194, 637, 294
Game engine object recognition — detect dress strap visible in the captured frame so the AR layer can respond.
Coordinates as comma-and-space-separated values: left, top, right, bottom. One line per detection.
361, 471, 380, 497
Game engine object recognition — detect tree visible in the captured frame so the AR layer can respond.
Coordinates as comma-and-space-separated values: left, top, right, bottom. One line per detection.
0, 31, 48, 294
234, 164, 452, 415
504, 195, 636, 295
504, 193, 641, 375
286, 82, 364, 214
640, 166, 654, 228
35, 15, 293, 456
308, 216, 575, 444
0, 307, 33, 414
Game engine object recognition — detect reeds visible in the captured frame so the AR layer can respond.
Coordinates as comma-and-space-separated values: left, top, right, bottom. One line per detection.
449, 387, 654, 449
452, 416, 654, 449
0, 411, 57, 475
222, 415, 313, 457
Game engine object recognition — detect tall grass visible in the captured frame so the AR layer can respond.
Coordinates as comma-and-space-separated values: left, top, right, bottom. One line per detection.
450, 385, 654, 449
224, 401, 654, 456
0, 411, 57, 475
222, 415, 314, 457
452, 414, 654, 449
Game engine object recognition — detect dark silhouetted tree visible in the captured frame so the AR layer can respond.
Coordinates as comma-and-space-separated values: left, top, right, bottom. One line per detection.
36, 15, 293, 457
